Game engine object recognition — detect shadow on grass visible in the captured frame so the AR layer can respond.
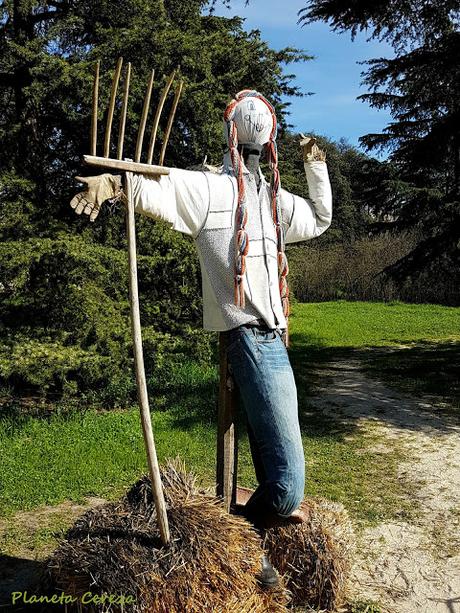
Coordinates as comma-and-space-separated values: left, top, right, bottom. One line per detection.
164, 336, 459, 441
0, 555, 45, 610
2, 337, 457, 443
289, 335, 460, 432
163, 345, 358, 446
359, 341, 459, 409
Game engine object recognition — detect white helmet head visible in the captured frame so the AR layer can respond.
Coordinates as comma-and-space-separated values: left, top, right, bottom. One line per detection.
223, 90, 276, 149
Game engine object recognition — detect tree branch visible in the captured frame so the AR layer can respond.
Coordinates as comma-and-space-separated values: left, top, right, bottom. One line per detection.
30, 10, 60, 24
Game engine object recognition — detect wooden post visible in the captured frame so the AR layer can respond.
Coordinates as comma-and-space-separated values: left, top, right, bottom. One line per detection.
216, 333, 239, 512
125, 171, 170, 546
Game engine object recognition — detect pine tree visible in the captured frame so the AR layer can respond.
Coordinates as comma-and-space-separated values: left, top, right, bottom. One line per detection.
299, 0, 460, 279
0, 0, 310, 404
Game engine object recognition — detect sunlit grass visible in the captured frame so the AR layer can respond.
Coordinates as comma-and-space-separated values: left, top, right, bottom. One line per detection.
1, 300, 458, 535
289, 300, 459, 348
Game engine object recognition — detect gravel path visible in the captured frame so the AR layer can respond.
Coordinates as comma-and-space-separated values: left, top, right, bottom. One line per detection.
308, 359, 460, 613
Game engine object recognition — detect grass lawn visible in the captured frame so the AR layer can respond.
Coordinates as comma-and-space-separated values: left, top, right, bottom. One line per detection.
1, 300, 458, 558
289, 300, 459, 348
289, 300, 460, 409
0, 398, 415, 526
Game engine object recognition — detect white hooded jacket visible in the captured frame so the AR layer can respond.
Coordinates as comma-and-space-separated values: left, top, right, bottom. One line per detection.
131, 153, 332, 331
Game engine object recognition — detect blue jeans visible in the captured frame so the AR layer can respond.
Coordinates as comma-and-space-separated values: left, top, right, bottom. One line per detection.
224, 325, 305, 526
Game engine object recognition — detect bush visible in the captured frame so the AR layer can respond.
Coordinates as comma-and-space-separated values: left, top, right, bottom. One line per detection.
287, 230, 459, 305
0, 331, 117, 399
0, 232, 215, 407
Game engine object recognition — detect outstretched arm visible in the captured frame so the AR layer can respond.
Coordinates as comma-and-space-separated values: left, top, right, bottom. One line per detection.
130, 168, 209, 238
280, 137, 333, 243
70, 168, 210, 239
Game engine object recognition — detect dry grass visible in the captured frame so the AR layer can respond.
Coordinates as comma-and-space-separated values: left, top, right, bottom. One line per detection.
42, 458, 354, 612
263, 497, 355, 611
43, 457, 290, 612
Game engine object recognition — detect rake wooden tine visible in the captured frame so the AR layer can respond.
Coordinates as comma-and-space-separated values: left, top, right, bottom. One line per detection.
104, 57, 123, 158
146, 69, 176, 165
117, 62, 131, 160
135, 68, 155, 163
91, 60, 100, 156
159, 79, 183, 166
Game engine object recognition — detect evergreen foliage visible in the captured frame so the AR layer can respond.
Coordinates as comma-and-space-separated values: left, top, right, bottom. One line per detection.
299, 0, 460, 278
0, 0, 308, 404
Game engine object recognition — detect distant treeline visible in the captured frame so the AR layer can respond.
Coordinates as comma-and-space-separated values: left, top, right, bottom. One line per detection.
288, 231, 458, 306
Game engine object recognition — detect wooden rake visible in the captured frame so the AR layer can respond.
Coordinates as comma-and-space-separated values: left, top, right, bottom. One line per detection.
84, 58, 184, 546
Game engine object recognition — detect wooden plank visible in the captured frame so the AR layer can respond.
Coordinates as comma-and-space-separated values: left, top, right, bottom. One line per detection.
83, 155, 170, 176
216, 332, 239, 512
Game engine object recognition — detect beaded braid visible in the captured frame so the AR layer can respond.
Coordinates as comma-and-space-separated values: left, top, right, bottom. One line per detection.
223, 89, 290, 317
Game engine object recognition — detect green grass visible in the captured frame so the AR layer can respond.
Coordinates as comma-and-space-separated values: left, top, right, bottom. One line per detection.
0, 394, 418, 530
0, 402, 417, 526
236, 379, 418, 526
0, 409, 217, 517
0, 509, 72, 558
289, 300, 459, 348
289, 301, 460, 409
1, 300, 458, 554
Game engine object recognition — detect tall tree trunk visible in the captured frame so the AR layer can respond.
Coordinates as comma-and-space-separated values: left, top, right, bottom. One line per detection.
453, 133, 460, 198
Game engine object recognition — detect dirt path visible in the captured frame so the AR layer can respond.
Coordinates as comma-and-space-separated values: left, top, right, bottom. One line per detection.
0, 497, 107, 609
308, 359, 460, 613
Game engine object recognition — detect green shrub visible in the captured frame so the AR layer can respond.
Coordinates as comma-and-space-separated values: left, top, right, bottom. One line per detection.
0, 332, 113, 397
0, 232, 214, 407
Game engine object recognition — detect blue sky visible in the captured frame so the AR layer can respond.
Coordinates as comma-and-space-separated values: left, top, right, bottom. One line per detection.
210, 0, 395, 160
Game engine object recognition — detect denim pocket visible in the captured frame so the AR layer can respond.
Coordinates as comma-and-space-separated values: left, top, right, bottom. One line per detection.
225, 326, 253, 354
252, 328, 278, 344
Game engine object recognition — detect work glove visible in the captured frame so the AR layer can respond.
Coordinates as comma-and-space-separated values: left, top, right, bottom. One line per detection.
300, 134, 327, 162
70, 173, 125, 221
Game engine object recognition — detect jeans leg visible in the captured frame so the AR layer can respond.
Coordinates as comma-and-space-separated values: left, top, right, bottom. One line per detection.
247, 415, 267, 486
226, 326, 305, 523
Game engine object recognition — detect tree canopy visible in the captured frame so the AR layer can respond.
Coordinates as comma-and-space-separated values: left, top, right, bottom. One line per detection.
298, 0, 460, 277
0, 0, 313, 405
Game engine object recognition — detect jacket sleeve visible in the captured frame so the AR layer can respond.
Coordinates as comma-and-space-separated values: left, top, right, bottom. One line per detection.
280, 160, 333, 243
130, 167, 210, 239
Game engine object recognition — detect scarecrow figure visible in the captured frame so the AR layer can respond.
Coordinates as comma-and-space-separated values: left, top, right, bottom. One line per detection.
71, 89, 332, 586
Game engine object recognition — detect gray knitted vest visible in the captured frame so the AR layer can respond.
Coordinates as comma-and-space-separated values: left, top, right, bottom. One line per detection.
194, 165, 287, 332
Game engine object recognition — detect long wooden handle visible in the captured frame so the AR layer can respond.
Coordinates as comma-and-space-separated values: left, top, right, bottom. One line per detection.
125, 171, 170, 546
